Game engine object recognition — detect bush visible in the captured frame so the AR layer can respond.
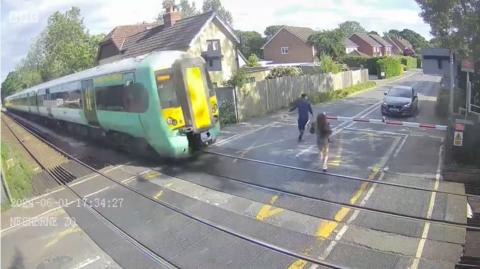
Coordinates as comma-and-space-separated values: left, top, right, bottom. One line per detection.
246, 54, 260, 67
376, 57, 402, 78
435, 89, 449, 118
309, 81, 377, 104
317, 54, 342, 74
266, 66, 303, 79
224, 69, 248, 88
218, 100, 237, 126
340, 56, 383, 75
398, 56, 417, 70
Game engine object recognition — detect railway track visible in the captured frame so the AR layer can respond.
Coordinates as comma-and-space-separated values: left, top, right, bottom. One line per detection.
3, 112, 348, 268
5, 111, 479, 268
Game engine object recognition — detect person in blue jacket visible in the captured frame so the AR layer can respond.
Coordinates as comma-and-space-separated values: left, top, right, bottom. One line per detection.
289, 93, 313, 141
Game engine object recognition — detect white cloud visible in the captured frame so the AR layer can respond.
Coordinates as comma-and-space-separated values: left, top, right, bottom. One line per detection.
1, 0, 431, 81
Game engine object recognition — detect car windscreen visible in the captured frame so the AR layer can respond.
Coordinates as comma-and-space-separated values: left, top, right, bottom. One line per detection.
389, 87, 411, 98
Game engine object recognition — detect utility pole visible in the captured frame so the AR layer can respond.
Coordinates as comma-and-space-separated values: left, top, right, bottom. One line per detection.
449, 50, 455, 116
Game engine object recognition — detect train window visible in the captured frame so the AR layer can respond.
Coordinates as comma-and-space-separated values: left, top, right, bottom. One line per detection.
156, 71, 179, 108
95, 83, 148, 113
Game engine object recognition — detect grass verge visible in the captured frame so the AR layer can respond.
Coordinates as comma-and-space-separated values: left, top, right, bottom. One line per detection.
1, 141, 33, 210
309, 81, 377, 104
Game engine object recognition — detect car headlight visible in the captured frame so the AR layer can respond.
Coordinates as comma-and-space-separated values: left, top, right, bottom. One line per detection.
382, 102, 388, 107
403, 103, 411, 108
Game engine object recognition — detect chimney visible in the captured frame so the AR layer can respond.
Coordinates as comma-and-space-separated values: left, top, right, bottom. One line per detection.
163, 5, 181, 27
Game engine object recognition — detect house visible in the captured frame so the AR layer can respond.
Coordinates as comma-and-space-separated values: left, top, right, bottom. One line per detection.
349, 33, 383, 57
261, 26, 316, 64
344, 39, 359, 54
96, 22, 159, 63
384, 36, 403, 55
368, 34, 392, 56
97, 6, 240, 86
391, 36, 413, 52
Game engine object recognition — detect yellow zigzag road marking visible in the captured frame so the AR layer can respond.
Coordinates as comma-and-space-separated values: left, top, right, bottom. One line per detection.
288, 166, 381, 268
256, 195, 284, 221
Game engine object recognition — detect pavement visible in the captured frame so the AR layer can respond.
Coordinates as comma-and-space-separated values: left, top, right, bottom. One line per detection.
1, 70, 469, 269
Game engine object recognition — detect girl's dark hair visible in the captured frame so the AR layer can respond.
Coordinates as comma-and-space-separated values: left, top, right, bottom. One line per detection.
316, 113, 331, 136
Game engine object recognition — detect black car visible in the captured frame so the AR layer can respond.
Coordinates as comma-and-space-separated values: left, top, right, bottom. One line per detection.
381, 85, 418, 117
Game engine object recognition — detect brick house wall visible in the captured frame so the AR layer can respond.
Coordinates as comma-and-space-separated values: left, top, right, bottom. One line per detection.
263, 29, 315, 63
349, 34, 381, 57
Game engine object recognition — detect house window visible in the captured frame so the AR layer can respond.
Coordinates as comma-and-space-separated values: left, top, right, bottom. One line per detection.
281, 47, 289, 54
207, 40, 220, 51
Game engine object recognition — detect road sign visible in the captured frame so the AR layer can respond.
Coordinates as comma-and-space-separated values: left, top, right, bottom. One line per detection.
462, 59, 475, 73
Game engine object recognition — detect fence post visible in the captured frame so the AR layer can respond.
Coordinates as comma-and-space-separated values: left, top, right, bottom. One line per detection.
233, 86, 240, 122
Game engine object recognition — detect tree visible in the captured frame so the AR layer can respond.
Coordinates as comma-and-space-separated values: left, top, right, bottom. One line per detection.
202, 0, 233, 26
179, 0, 198, 18
415, 0, 479, 59
265, 67, 302, 79
338, 21, 366, 37
235, 30, 264, 58
368, 31, 379, 35
398, 29, 430, 51
246, 54, 260, 67
308, 29, 346, 60
317, 54, 342, 74
1, 7, 103, 95
264, 25, 284, 40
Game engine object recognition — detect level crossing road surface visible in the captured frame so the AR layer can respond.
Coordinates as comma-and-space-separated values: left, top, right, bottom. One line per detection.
1, 70, 469, 269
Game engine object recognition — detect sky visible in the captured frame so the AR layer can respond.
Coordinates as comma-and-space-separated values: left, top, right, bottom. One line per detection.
0, 0, 432, 82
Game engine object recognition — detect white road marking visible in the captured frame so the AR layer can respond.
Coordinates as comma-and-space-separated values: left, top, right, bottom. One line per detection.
411, 145, 443, 269
215, 122, 276, 146
69, 165, 123, 187
393, 134, 409, 158
70, 256, 101, 269
83, 186, 110, 198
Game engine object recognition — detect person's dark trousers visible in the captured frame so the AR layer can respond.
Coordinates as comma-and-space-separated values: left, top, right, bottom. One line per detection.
298, 117, 308, 141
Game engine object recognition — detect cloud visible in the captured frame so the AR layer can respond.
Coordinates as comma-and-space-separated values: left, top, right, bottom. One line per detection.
1, 0, 431, 82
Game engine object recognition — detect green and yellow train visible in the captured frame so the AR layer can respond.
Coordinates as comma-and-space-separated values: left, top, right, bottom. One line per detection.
5, 51, 220, 157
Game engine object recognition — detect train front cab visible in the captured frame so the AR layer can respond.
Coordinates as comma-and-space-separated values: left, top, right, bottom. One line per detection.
154, 57, 220, 156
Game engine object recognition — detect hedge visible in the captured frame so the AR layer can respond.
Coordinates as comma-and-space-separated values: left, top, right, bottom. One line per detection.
376, 57, 402, 78
340, 56, 382, 75
308, 81, 377, 104
398, 56, 417, 70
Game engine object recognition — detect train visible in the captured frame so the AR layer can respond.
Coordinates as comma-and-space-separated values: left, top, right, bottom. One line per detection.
4, 51, 220, 157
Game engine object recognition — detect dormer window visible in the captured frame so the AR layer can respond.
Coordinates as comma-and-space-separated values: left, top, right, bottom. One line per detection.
207, 40, 220, 51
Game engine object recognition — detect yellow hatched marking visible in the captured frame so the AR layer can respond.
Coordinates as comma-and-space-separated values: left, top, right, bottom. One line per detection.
256, 195, 284, 221
287, 259, 308, 269
153, 190, 163, 199
143, 171, 161, 180
46, 226, 82, 248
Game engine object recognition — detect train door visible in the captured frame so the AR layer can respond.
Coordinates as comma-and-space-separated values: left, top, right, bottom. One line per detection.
81, 79, 99, 126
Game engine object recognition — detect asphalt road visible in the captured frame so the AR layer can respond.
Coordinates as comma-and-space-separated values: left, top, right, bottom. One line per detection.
1, 70, 469, 269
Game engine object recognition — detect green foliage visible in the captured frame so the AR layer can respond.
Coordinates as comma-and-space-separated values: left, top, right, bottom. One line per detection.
1, 7, 102, 97
264, 25, 284, 40
218, 100, 236, 126
265, 67, 303, 79
338, 21, 366, 37
178, 0, 198, 18
235, 30, 264, 58
397, 56, 417, 70
1, 72, 23, 103
376, 57, 402, 78
224, 69, 248, 88
246, 54, 260, 67
340, 56, 382, 75
202, 0, 233, 25
317, 54, 342, 74
1, 141, 33, 203
308, 29, 346, 59
435, 89, 449, 118
309, 81, 377, 104
415, 0, 479, 59
384, 28, 430, 52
